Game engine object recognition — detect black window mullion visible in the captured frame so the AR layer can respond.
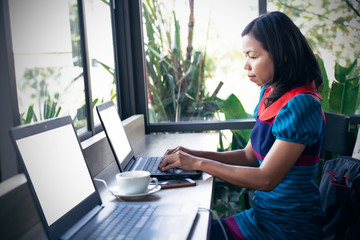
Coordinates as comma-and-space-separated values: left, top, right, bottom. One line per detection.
109, 0, 122, 118
77, 0, 95, 136
0, 0, 21, 181
128, 0, 148, 128
147, 120, 256, 133
259, 0, 267, 15
112, 0, 137, 120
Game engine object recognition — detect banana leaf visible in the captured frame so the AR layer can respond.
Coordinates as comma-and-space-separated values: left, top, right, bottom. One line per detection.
335, 61, 347, 83
316, 55, 329, 111
149, 82, 168, 121
172, 12, 182, 61
329, 77, 359, 114
216, 94, 252, 150
329, 59, 359, 114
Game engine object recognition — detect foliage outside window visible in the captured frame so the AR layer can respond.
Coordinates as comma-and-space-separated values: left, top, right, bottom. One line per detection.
142, 0, 259, 123
142, 0, 258, 150
268, 0, 360, 115
9, 0, 88, 133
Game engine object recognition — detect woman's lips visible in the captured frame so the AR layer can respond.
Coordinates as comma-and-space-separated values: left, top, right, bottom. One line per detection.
248, 75, 255, 81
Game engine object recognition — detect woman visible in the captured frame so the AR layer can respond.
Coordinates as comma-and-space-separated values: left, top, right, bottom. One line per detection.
159, 11, 324, 240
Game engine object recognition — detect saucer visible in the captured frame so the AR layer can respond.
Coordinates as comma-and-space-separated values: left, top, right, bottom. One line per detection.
108, 185, 161, 200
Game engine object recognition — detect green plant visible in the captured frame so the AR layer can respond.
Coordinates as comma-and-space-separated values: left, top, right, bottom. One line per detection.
19, 67, 88, 127
94, 59, 117, 101
143, 0, 219, 122
19, 67, 63, 124
20, 90, 62, 124
216, 94, 252, 151
212, 178, 250, 219
317, 55, 360, 114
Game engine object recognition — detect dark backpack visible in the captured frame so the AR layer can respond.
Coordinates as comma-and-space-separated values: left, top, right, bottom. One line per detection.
319, 156, 360, 240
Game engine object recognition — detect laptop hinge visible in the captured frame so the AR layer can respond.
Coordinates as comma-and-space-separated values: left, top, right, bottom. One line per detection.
124, 157, 136, 171
60, 205, 104, 240
131, 157, 145, 170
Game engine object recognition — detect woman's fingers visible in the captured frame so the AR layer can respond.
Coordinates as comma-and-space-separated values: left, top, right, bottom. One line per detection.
163, 146, 181, 157
160, 150, 197, 172
159, 153, 181, 171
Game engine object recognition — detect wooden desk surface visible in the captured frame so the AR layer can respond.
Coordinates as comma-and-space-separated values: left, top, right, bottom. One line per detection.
95, 132, 219, 240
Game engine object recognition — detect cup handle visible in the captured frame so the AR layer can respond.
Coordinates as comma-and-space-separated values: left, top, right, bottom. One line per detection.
93, 178, 117, 197
148, 177, 159, 191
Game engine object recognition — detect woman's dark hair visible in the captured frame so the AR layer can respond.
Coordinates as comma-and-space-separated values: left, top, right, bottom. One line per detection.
242, 11, 323, 106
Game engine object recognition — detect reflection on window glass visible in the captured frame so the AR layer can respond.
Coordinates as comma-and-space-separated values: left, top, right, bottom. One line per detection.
84, 0, 117, 125
142, 0, 258, 123
9, 0, 87, 133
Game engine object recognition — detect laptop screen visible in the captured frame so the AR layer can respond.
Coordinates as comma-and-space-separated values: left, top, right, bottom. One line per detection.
97, 103, 133, 170
15, 123, 95, 226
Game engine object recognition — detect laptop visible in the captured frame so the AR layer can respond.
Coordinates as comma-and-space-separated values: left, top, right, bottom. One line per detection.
10, 116, 199, 240
96, 101, 202, 180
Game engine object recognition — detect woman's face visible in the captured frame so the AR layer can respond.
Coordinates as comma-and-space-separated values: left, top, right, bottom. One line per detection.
242, 35, 274, 87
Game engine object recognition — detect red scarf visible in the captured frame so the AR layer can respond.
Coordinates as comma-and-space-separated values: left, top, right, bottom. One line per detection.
257, 82, 322, 121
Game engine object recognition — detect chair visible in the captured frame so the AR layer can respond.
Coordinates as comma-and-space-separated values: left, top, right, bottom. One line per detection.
322, 112, 355, 159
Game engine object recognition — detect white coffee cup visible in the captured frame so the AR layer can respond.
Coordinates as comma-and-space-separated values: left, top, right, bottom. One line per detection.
115, 171, 158, 195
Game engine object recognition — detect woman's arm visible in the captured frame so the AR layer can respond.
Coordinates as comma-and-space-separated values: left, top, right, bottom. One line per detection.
160, 139, 305, 191
162, 140, 258, 167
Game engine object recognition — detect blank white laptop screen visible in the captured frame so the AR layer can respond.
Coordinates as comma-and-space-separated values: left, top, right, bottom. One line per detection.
98, 106, 132, 164
16, 124, 95, 226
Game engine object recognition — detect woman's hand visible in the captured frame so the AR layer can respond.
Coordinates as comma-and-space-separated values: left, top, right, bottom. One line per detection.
159, 146, 201, 171
163, 146, 192, 157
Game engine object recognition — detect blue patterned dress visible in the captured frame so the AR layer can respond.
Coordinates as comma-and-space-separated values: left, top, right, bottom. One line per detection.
224, 83, 325, 240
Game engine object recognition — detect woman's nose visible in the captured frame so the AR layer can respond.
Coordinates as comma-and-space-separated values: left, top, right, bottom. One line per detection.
244, 60, 251, 70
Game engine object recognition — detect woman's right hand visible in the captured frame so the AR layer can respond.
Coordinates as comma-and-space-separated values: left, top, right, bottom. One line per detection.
159, 146, 200, 172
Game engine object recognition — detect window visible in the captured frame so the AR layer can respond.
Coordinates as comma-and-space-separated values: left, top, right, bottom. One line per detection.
83, 0, 117, 126
8, 0, 117, 134
142, 0, 259, 124
0, 0, 117, 181
9, 0, 88, 133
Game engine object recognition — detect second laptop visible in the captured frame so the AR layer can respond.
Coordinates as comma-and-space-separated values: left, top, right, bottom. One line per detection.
96, 101, 202, 180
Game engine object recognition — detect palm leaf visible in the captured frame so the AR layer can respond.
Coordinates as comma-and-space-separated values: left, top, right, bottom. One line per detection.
316, 54, 329, 111
146, 44, 177, 72
24, 105, 34, 124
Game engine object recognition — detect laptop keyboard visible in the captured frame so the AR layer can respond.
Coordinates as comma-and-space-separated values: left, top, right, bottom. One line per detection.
143, 157, 174, 173
86, 204, 157, 240
143, 157, 162, 173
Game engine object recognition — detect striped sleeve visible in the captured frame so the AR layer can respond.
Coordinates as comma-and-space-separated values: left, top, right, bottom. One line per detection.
272, 94, 323, 145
